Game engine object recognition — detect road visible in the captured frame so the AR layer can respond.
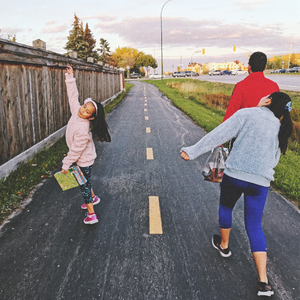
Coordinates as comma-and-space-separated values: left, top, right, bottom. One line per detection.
0, 81, 299, 300
195, 74, 300, 92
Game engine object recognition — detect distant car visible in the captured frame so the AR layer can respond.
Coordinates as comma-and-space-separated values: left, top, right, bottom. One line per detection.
149, 73, 165, 79
231, 69, 248, 75
274, 69, 281, 73
289, 67, 300, 73
209, 70, 222, 76
183, 71, 200, 77
279, 69, 286, 73
220, 70, 232, 75
172, 71, 187, 77
130, 72, 141, 78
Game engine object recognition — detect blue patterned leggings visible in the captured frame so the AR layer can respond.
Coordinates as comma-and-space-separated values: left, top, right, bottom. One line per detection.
79, 166, 93, 204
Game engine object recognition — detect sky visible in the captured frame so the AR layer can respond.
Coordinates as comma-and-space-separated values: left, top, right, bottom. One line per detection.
1, 0, 300, 72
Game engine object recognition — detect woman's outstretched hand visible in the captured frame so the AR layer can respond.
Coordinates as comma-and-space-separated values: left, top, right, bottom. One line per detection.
180, 151, 189, 161
66, 65, 74, 75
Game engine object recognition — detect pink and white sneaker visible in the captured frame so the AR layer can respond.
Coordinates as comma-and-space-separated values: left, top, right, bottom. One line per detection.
84, 213, 98, 224
81, 196, 100, 210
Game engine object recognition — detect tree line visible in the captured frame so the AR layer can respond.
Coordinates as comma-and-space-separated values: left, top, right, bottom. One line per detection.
65, 14, 157, 76
267, 53, 299, 70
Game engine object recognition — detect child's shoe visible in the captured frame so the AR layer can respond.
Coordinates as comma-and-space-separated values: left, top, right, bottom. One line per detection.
84, 212, 98, 224
257, 281, 274, 297
81, 196, 100, 209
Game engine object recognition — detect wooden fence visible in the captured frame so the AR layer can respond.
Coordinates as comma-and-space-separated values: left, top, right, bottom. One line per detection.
0, 38, 124, 172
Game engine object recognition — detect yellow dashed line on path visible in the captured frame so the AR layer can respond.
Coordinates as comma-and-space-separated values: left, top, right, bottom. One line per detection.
146, 148, 153, 160
144, 109, 147, 112
149, 196, 163, 234
145, 116, 149, 120
146, 127, 151, 133
144, 103, 147, 106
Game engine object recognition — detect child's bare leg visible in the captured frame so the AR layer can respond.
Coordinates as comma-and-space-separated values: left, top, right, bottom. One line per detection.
91, 188, 95, 198
86, 203, 95, 214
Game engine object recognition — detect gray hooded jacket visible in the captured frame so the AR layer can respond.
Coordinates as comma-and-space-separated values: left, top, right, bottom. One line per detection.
181, 107, 281, 187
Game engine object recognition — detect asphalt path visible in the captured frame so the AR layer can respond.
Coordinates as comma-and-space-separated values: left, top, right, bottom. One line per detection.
0, 81, 299, 300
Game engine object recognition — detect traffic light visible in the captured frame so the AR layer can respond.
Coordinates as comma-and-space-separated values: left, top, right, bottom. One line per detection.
202, 48, 205, 55
233, 45, 236, 51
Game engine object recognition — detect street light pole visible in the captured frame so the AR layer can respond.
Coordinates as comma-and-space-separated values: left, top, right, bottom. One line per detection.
161, 0, 173, 81
190, 51, 202, 78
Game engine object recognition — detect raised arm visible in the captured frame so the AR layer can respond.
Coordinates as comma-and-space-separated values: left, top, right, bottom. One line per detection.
181, 110, 242, 160
65, 66, 80, 115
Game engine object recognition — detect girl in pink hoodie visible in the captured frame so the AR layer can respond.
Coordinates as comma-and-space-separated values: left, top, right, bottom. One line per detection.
62, 66, 111, 224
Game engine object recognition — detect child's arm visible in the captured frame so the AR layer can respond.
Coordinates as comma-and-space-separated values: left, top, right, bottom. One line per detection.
65, 66, 80, 115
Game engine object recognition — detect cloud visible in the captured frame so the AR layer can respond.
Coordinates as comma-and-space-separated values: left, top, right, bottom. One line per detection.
45, 20, 57, 26
234, 0, 274, 10
82, 14, 118, 22
94, 16, 293, 53
41, 24, 69, 34
0, 26, 23, 34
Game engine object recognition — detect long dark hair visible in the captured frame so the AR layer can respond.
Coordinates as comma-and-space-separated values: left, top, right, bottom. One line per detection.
267, 92, 293, 154
90, 101, 111, 142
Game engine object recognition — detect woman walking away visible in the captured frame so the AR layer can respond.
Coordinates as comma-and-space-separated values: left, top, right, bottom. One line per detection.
62, 66, 111, 225
180, 92, 293, 297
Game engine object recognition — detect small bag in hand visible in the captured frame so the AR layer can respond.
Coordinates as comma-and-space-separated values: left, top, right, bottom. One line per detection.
201, 147, 228, 183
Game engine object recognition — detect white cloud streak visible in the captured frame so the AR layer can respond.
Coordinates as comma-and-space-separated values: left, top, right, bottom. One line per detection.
94, 16, 293, 53
234, 0, 274, 10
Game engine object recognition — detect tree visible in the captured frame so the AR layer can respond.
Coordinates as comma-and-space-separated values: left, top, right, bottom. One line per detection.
111, 47, 141, 68
65, 14, 97, 61
266, 61, 273, 70
135, 54, 157, 76
83, 23, 97, 60
7, 34, 16, 42
290, 53, 299, 68
97, 38, 111, 64
273, 57, 283, 70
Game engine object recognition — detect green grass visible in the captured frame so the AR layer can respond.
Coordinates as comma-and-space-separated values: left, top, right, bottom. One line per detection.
0, 138, 69, 222
273, 150, 300, 203
0, 83, 133, 224
144, 78, 300, 208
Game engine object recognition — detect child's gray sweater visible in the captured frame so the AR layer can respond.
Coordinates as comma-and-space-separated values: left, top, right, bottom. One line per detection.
181, 107, 281, 187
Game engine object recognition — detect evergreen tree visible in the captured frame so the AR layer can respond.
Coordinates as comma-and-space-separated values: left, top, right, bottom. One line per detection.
83, 23, 98, 60
97, 38, 111, 64
65, 14, 96, 61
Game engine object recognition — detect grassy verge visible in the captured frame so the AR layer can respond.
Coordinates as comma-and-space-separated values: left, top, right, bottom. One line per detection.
144, 78, 300, 208
0, 83, 133, 224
